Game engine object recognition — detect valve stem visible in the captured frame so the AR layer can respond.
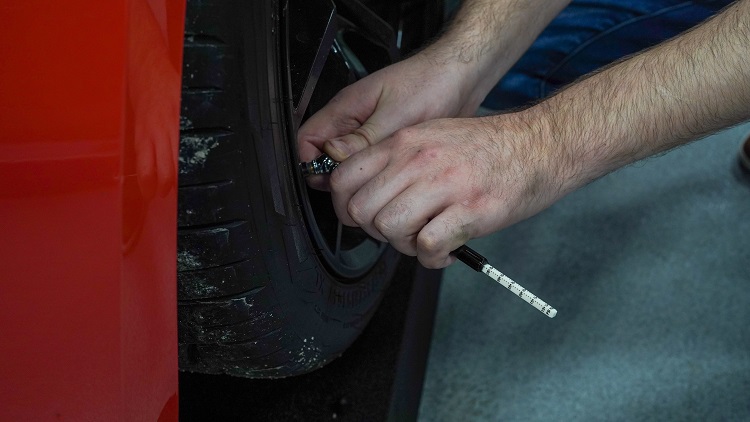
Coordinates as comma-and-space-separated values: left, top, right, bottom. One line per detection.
299, 153, 340, 177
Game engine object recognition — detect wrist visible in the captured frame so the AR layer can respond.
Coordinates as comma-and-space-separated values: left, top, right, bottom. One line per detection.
402, 48, 484, 117
444, 108, 577, 231
505, 104, 581, 202
416, 40, 510, 115
421, 0, 570, 113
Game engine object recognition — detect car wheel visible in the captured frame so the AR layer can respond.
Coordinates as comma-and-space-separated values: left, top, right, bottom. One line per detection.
177, 0, 440, 378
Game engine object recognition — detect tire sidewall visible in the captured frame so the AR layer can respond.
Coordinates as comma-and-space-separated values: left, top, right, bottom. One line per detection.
247, 0, 400, 369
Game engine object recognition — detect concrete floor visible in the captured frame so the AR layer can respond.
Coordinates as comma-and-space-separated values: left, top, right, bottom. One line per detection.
419, 124, 750, 421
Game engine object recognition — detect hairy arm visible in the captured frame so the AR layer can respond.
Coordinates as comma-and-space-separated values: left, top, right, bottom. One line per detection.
299, 0, 570, 173
537, 0, 750, 194
330, 0, 750, 268
420, 0, 571, 114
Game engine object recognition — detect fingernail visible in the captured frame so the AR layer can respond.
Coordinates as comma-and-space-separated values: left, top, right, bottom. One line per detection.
326, 139, 350, 160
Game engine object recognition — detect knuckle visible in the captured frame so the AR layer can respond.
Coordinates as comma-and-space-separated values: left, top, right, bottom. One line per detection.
296, 129, 314, 143
331, 85, 351, 102
388, 129, 437, 163
416, 231, 442, 256
415, 230, 452, 270
373, 215, 395, 237
389, 129, 408, 148
347, 199, 368, 226
412, 146, 438, 166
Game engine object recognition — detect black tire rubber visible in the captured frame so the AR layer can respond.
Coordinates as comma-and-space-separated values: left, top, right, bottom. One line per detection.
177, 0, 400, 378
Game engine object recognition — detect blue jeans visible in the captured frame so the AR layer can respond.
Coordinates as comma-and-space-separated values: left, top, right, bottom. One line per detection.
481, 0, 734, 110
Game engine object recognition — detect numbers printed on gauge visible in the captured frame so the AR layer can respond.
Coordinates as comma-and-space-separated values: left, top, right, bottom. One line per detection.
482, 265, 558, 318
452, 245, 557, 318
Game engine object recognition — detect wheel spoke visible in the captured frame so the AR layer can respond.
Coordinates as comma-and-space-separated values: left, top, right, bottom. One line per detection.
288, 0, 337, 127
284, 1, 398, 280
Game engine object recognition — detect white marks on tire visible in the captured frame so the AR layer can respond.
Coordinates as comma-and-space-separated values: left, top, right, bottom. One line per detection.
179, 133, 219, 174
177, 250, 202, 271
294, 336, 323, 370
180, 272, 220, 297
180, 116, 193, 130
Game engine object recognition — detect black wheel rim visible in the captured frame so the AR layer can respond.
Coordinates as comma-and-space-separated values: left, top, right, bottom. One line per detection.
282, 1, 397, 280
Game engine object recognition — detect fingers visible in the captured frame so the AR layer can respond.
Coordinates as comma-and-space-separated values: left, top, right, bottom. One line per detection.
297, 82, 380, 162
300, 67, 430, 163
330, 142, 468, 266
296, 101, 353, 162
329, 145, 390, 228
416, 206, 472, 269
324, 133, 369, 162
338, 167, 473, 268
370, 184, 455, 256
330, 136, 441, 235
323, 109, 390, 161
298, 135, 325, 165
299, 54, 469, 169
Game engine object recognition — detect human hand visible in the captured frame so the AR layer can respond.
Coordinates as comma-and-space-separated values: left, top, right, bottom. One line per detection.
297, 50, 486, 190
328, 111, 571, 268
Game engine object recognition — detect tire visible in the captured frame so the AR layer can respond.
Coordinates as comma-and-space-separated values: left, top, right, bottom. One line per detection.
177, 0, 407, 378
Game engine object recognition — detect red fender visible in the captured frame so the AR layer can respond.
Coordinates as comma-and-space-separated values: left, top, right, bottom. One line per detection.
0, 1, 185, 420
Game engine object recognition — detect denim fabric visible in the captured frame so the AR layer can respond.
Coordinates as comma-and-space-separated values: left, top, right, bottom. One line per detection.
482, 0, 735, 110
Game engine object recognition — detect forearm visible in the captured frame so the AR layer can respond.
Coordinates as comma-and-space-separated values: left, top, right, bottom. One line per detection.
321, 0, 750, 268
423, 0, 570, 109
532, 0, 750, 192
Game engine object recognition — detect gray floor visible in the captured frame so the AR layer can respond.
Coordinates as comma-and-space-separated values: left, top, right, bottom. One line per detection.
419, 124, 750, 421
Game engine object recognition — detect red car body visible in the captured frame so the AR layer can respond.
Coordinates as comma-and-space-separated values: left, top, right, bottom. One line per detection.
1, 1, 185, 419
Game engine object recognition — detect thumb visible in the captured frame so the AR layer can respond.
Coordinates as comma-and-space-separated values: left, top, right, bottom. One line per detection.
323, 131, 370, 162
322, 104, 397, 161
